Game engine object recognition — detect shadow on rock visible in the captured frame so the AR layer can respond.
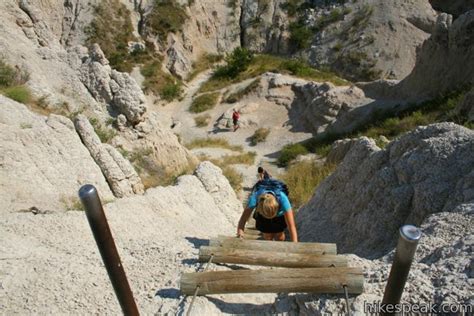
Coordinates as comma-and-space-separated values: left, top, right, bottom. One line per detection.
155, 288, 181, 299
185, 237, 209, 249
206, 297, 274, 314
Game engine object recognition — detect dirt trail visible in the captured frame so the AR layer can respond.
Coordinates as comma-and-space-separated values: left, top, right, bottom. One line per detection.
157, 71, 314, 193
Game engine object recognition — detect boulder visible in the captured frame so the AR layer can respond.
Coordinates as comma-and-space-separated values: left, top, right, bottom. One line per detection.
326, 138, 361, 164
290, 82, 374, 135
297, 123, 474, 258
74, 114, 144, 197
111, 112, 198, 176
79, 44, 147, 124
0, 96, 113, 213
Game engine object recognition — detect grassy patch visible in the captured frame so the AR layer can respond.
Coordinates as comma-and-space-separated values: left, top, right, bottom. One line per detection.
277, 143, 309, 167
220, 151, 256, 165
89, 117, 117, 143
145, 0, 188, 43
222, 165, 244, 192
188, 53, 223, 81
85, 0, 136, 72
186, 137, 243, 151
2, 85, 32, 104
282, 161, 336, 209
199, 54, 347, 93
141, 60, 183, 101
249, 127, 270, 146
0, 58, 32, 104
225, 78, 261, 103
194, 114, 211, 127
214, 47, 254, 79
189, 92, 220, 113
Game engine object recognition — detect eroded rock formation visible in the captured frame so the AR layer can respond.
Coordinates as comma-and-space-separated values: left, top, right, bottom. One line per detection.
297, 123, 474, 258
74, 114, 144, 198
0, 95, 114, 213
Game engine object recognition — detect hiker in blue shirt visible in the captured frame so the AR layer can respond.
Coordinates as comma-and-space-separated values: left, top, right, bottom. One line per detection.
237, 181, 298, 242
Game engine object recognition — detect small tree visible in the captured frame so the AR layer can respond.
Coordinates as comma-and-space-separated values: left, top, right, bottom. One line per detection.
214, 47, 253, 79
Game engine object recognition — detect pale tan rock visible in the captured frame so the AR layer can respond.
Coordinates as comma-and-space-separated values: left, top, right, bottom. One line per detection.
0, 95, 113, 213
74, 114, 144, 197
297, 123, 474, 258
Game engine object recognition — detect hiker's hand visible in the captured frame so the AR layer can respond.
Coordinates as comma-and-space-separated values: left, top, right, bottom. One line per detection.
237, 228, 244, 239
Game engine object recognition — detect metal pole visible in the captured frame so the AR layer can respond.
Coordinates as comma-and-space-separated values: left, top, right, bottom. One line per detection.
381, 225, 421, 314
79, 184, 139, 316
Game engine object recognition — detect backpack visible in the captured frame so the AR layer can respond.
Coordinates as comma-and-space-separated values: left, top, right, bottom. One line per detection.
253, 178, 289, 198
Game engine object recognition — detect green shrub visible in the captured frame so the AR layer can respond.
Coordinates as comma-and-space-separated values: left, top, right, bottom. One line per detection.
214, 47, 253, 79
194, 114, 211, 127
189, 92, 220, 113
3, 86, 32, 104
278, 143, 308, 167
146, 0, 188, 42
282, 161, 335, 209
289, 21, 313, 50
89, 117, 116, 143
160, 82, 183, 101
249, 127, 270, 145
315, 144, 332, 157
0, 59, 16, 87
280, 0, 304, 17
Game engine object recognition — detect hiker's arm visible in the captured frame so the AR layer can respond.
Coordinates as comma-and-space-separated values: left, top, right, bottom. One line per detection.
237, 207, 253, 238
284, 210, 298, 242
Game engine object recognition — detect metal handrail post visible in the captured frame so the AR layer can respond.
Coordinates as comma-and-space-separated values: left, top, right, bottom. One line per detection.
79, 184, 139, 316
381, 225, 421, 314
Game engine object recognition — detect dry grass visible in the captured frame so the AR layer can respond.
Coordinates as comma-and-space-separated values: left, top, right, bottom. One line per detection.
194, 114, 211, 127
186, 137, 243, 152
249, 127, 270, 146
220, 151, 256, 165
189, 92, 220, 113
187, 53, 223, 81
282, 161, 336, 209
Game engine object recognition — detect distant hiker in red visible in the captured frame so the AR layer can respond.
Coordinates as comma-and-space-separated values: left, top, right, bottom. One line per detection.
232, 109, 240, 132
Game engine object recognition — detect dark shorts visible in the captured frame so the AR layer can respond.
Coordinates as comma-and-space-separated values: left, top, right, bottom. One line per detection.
233, 118, 238, 126
254, 212, 287, 233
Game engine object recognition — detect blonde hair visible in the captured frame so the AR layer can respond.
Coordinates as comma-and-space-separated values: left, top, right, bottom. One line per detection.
256, 193, 279, 219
